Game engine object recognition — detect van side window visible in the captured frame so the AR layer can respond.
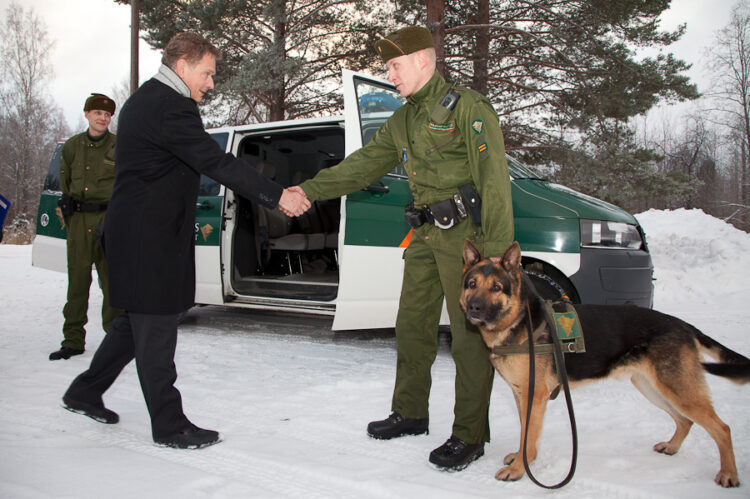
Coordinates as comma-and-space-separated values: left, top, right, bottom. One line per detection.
390, 163, 407, 178
200, 132, 229, 196
355, 83, 404, 147
354, 81, 406, 180
43, 143, 63, 192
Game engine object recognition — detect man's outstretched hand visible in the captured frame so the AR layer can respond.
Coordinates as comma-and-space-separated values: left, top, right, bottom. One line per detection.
278, 186, 311, 217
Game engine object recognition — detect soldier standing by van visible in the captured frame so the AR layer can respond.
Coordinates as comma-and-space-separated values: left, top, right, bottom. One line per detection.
49, 94, 121, 361
299, 26, 513, 471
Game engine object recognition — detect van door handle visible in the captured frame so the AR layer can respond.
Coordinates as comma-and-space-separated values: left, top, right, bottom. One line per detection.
196, 201, 214, 210
363, 184, 389, 193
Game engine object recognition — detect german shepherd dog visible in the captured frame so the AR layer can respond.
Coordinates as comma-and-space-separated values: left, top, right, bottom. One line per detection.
460, 240, 750, 487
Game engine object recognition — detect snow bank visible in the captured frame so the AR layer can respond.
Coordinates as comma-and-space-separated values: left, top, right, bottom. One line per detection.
637, 208, 750, 313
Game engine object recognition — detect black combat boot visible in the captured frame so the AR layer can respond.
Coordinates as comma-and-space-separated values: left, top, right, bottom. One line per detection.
429, 435, 484, 471
367, 412, 428, 440
49, 347, 84, 360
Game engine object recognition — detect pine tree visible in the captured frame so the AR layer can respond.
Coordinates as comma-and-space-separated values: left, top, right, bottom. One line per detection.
393, 0, 700, 206
117, 0, 388, 124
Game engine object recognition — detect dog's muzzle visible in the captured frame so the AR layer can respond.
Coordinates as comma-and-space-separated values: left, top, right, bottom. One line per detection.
463, 299, 492, 326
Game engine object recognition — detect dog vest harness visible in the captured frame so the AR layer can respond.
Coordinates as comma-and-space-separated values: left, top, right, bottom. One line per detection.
491, 300, 585, 399
491, 300, 585, 356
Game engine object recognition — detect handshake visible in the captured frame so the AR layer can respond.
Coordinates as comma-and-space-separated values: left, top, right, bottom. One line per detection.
278, 186, 311, 217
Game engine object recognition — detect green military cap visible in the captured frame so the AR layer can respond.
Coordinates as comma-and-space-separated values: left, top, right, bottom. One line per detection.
84, 93, 116, 114
375, 26, 435, 63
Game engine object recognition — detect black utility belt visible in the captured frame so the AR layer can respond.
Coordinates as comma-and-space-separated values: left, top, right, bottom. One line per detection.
405, 184, 482, 230
58, 195, 107, 216
75, 201, 107, 212
77, 202, 107, 212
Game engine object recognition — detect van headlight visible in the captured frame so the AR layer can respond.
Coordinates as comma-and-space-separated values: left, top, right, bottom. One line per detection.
580, 219, 643, 250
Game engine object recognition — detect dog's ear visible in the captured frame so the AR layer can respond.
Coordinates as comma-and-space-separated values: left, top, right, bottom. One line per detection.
500, 242, 522, 271
463, 239, 482, 266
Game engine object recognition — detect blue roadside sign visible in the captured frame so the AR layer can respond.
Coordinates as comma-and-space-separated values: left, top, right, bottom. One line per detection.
0, 193, 10, 241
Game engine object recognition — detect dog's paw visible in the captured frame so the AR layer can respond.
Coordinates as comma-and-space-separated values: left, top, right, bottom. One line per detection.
653, 441, 679, 455
715, 470, 740, 488
495, 465, 524, 481
503, 452, 518, 465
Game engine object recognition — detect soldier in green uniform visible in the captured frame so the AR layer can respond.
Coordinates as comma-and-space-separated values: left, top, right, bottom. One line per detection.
49, 94, 122, 361
299, 26, 513, 470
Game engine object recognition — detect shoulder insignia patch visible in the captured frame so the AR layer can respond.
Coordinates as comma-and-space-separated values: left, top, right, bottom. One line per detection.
477, 141, 489, 160
472, 119, 484, 135
428, 121, 455, 132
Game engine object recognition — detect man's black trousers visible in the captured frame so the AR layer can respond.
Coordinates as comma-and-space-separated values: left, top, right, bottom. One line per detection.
64, 311, 191, 438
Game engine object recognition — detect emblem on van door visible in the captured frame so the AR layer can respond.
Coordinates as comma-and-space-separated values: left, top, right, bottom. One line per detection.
200, 224, 214, 241
40, 213, 49, 227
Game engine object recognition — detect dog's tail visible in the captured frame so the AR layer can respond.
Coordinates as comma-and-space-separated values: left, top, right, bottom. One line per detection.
694, 330, 750, 384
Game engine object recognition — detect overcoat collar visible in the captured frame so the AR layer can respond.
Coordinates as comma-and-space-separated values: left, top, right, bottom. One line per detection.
153, 64, 191, 99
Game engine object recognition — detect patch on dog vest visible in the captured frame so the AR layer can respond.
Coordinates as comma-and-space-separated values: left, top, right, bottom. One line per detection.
545, 301, 585, 354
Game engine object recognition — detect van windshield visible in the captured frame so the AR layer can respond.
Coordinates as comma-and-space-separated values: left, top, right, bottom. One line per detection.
507, 156, 545, 181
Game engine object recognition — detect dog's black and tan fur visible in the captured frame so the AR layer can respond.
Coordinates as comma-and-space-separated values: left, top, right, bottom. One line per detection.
460, 240, 750, 488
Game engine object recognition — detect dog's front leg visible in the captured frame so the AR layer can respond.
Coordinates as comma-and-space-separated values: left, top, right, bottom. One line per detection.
496, 371, 550, 481
501, 387, 524, 468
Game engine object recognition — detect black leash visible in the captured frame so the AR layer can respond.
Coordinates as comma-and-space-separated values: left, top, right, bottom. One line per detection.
520, 302, 578, 489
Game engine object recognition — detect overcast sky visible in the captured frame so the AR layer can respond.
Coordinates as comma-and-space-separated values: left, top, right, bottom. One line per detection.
0, 0, 739, 130
0, 0, 162, 129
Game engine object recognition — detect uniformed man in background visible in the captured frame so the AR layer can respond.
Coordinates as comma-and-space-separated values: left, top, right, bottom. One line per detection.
50, 93, 121, 361
298, 26, 514, 471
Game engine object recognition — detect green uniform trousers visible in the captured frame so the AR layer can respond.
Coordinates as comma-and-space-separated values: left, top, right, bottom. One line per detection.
62, 211, 120, 349
392, 219, 494, 444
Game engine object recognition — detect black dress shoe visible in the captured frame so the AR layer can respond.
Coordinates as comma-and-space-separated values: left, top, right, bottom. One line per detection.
429, 436, 484, 471
367, 412, 429, 440
154, 424, 221, 449
62, 395, 119, 424
49, 347, 84, 360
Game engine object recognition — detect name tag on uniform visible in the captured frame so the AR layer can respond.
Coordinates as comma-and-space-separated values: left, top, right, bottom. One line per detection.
428, 121, 455, 132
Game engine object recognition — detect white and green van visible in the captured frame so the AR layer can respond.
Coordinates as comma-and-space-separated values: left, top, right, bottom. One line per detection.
33, 71, 654, 330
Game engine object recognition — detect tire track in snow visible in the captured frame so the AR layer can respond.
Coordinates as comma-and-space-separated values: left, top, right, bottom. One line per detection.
0, 400, 388, 498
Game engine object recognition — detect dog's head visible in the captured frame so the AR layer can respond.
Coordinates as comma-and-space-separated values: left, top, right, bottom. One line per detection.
460, 240, 524, 333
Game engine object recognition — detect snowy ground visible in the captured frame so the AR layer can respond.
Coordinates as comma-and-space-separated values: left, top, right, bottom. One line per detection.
1, 208, 749, 498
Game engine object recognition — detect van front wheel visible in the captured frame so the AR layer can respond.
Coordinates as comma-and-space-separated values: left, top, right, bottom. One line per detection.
523, 263, 577, 303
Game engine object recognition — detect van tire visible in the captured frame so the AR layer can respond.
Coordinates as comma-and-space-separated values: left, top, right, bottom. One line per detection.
523, 268, 576, 303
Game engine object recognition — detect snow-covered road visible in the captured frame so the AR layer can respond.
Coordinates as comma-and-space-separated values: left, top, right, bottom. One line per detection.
1, 208, 749, 498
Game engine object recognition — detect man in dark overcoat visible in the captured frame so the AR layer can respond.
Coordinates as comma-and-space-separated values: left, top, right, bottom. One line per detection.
61, 32, 309, 449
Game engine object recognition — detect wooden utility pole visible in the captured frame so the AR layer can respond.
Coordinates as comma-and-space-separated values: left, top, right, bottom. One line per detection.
426, 0, 446, 76
130, 0, 139, 95
473, 0, 489, 95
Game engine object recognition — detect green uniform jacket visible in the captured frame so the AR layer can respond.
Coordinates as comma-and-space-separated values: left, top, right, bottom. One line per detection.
60, 130, 116, 204
300, 71, 513, 256
58, 129, 120, 348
